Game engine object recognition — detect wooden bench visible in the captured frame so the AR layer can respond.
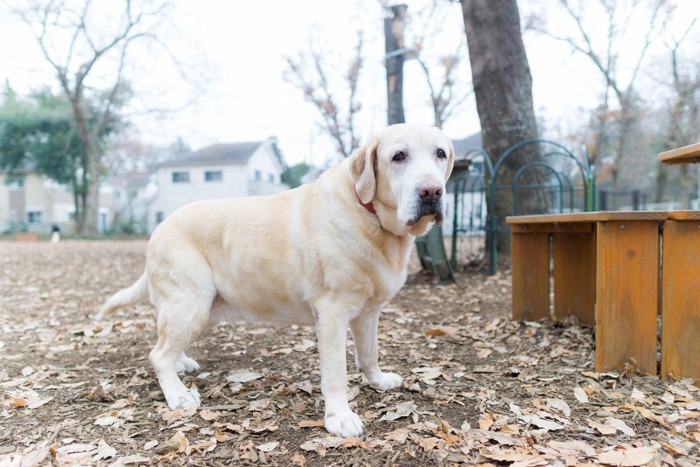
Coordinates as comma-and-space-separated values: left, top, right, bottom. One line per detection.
507, 211, 667, 375
657, 142, 700, 165
505, 143, 700, 381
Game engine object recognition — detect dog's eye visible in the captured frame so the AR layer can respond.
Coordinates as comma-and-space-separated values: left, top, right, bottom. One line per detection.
392, 151, 407, 162
436, 148, 447, 159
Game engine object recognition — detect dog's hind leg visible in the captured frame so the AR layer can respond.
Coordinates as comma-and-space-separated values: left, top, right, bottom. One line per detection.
149, 291, 213, 409
176, 352, 201, 373
350, 307, 403, 391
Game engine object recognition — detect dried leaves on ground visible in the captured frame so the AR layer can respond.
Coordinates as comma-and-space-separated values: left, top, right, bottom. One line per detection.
1, 241, 698, 466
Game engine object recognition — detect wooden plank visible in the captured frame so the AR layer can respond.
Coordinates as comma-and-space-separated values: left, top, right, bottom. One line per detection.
510, 223, 593, 234
507, 211, 667, 225
658, 142, 700, 165
511, 232, 550, 321
596, 220, 660, 374
667, 210, 700, 221
661, 220, 700, 384
553, 232, 596, 325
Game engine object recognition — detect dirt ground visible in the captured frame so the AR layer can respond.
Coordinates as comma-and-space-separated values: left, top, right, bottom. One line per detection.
1, 240, 699, 466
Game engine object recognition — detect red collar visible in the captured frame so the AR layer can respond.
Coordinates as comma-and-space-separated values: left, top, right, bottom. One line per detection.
356, 191, 377, 216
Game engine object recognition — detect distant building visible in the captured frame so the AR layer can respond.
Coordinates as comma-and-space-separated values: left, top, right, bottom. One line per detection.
0, 171, 114, 235
148, 137, 288, 232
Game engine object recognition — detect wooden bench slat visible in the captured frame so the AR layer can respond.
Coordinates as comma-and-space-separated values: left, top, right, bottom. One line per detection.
668, 210, 700, 221
506, 211, 667, 224
510, 223, 593, 234
658, 142, 700, 165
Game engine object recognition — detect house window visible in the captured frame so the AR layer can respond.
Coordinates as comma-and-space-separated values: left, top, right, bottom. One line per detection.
205, 170, 223, 182
172, 171, 190, 183
8, 177, 24, 191
156, 211, 164, 224
254, 170, 262, 181
27, 210, 43, 224
268, 174, 275, 183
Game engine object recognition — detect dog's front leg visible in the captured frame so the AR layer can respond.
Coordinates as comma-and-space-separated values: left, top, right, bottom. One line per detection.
350, 308, 403, 391
314, 301, 363, 437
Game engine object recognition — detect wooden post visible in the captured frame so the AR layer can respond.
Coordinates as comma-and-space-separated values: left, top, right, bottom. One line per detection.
661, 219, 700, 383
511, 231, 550, 321
553, 230, 596, 325
595, 221, 659, 374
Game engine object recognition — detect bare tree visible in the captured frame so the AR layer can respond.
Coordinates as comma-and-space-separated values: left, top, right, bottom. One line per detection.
407, 2, 472, 128
284, 32, 364, 159
656, 18, 700, 206
8, 0, 179, 235
530, 0, 672, 188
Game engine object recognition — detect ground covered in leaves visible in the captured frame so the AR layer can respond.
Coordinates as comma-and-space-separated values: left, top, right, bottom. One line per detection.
1, 241, 699, 466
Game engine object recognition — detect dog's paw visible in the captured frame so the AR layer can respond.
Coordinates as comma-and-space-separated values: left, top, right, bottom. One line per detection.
165, 388, 201, 409
176, 355, 200, 374
369, 372, 403, 391
325, 410, 364, 437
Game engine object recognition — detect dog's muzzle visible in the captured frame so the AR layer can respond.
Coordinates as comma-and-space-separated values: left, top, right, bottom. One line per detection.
407, 186, 444, 226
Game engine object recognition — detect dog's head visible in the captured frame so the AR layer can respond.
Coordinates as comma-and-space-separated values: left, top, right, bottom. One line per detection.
350, 124, 454, 237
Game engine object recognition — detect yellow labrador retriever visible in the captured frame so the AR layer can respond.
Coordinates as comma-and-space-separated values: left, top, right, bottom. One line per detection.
97, 123, 454, 437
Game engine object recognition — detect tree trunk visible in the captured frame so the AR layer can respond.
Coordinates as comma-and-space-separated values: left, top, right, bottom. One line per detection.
460, 0, 541, 255
68, 92, 101, 236
385, 4, 407, 125
83, 142, 101, 236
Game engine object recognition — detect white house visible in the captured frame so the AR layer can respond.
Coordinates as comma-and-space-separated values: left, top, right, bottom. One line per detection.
148, 137, 288, 232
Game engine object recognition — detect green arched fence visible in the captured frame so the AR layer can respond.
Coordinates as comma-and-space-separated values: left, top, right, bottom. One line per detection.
418, 139, 596, 279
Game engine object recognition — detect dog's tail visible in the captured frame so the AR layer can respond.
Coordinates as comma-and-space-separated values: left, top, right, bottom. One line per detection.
94, 273, 149, 320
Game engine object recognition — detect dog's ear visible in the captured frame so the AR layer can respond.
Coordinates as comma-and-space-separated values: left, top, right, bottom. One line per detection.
444, 142, 455, 181
350, 135, 379, 204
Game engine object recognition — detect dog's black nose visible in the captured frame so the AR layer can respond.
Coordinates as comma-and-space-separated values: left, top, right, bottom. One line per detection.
419, 186, 442, 204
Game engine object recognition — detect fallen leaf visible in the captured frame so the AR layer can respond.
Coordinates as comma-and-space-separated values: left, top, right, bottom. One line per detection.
598, 445, 657, 466
7, 397, 27, 408
110, 454, 150, 466
298, 419, 324, 428
606, 417, 635, 436
300, 436, 346, 455
155, 431, 189, 455
589, 420, 616, 435
257, 441, 279, 453
291, 453, 307, 466
380, 401, 417, 422
227, 370, 263, 383
478, 412, 495, 430
199, 409, 221, 421
94, 416, 120, 427
519, 415, 565, 431
143, 440, 158, 451
94, 439, 116, 460
383, 428, 410, 444
574, 386, 589, 403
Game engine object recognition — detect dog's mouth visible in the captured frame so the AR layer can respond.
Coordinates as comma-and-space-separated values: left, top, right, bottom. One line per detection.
406, 204, 444, 226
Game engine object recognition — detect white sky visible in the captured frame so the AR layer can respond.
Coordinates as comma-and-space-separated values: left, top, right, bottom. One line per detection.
0, 0, 698, 167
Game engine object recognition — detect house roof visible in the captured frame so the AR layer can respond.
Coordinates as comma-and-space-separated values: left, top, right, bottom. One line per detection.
452, 132, 482, 157
159, 141, 264, 168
